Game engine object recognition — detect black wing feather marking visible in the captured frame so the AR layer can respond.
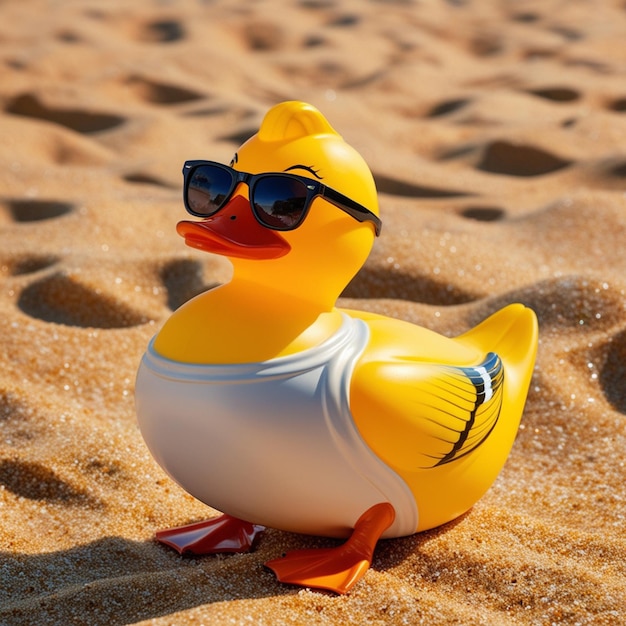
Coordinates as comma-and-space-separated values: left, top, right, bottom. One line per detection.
424, 352, 504, 468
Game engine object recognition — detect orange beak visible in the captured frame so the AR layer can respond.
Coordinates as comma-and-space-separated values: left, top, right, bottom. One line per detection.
176, 195, 291, 260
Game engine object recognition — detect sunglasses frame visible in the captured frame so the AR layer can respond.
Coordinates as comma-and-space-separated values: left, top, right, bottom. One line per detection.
182, 160, 382, 236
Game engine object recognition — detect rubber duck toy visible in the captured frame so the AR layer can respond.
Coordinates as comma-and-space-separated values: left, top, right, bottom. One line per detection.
135, 101, 538, 594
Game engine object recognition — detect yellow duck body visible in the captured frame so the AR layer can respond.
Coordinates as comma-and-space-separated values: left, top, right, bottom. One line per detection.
136, 101, 538, 593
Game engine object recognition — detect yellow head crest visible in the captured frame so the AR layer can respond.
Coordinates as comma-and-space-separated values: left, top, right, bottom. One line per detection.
257, 101, 340, 143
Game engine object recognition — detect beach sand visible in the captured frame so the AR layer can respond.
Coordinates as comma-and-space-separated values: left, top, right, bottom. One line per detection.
1, 0, 625, 623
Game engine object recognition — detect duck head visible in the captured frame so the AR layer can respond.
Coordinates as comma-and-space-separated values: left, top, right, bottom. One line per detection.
177, 101, 380, 309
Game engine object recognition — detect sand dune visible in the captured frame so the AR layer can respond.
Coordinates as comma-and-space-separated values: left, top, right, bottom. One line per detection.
1, 0, 625, 624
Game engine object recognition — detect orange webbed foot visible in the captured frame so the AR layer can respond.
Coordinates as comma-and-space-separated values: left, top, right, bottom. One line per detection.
265, 502, 395, 594
156, 514, 265, 555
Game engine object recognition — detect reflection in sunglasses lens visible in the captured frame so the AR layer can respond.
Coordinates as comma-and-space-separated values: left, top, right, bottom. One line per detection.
188, 166, 233, 216
253, 177, 307, 229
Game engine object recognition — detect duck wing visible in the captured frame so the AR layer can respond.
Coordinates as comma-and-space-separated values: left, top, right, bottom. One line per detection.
352, 352, 505, 471
414, 352, 504, 468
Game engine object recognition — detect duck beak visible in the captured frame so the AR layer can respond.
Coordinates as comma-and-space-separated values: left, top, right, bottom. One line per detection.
176, 195, 291, 260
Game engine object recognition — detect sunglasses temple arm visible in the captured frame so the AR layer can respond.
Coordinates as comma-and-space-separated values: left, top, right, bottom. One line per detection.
322, 187, 382, 236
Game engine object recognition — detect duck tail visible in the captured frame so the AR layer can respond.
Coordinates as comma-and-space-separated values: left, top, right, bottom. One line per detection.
458, 303, 538, 411
460, 303, 537, 374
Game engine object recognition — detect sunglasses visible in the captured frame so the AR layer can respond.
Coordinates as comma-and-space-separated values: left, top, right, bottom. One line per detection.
182, 160, 382, 236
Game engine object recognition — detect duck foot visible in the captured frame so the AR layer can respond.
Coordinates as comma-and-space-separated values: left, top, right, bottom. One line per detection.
156, 514, 265, 555
265, 502, 395, 594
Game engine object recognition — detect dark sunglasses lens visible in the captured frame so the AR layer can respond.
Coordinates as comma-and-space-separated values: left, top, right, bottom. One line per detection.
252, 176, 308, 229
186, 165, 233, 216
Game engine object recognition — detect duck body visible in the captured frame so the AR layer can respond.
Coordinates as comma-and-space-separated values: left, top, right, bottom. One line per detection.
137, 302, 536, 538
135, 101, 538, 593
